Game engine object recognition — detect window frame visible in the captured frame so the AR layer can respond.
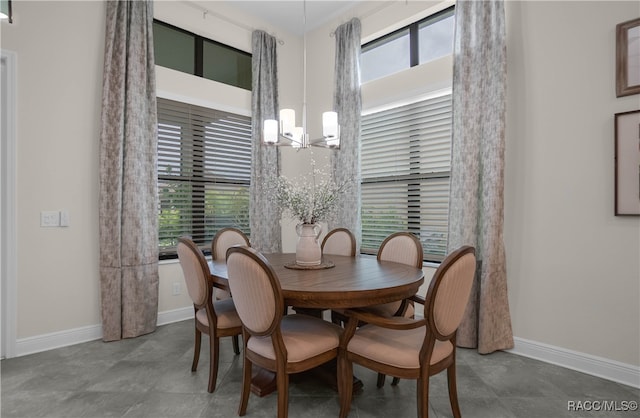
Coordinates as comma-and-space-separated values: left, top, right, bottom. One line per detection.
361, 5, 455, 82
157, 98, 252, 259
153, 19, 252, 90
360, 91, 453, 263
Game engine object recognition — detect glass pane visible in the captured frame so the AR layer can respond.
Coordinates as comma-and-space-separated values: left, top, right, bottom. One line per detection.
157, 98, 252, 257
361, 29, 410, 83
418, 12, 455, 64
203, 41, 252, 90
153, 22, 195, 75
361, 95, 452, 261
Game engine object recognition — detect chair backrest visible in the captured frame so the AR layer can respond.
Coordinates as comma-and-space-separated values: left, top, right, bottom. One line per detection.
321, 228, 356, 256
226, 246, 283, 336
211, 228, 250, 261
425, 246, 476, 339
377, 232, 423, 268
177, 237, 211, 307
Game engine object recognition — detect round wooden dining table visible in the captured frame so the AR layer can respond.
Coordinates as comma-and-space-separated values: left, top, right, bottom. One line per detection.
208, 252, 425, 310
209, 252, 425, 397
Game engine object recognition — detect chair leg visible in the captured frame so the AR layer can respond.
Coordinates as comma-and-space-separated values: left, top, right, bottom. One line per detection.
376, 373, 386, 388
276, 370, 289, 418
192, 326, 202, 372
232, 335, 240, 355
417, 374, 429, 418
391, 377, 400, 386
447, 362, 461, 418
207, 334, 220, 393
238, 356, 252, 416
338, 354, 353, 418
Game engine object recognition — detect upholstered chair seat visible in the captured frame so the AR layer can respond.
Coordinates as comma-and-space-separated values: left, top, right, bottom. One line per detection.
195, 298, 241, 329
347, 325, 453, 369
332, 231, 423, 387
246, 315, 341, 363
338, 246, 476, 418
226, 246, 343, 418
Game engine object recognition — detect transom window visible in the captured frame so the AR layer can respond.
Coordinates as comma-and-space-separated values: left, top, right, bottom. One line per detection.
361, 6, 454, 83
153, 20, 252, 90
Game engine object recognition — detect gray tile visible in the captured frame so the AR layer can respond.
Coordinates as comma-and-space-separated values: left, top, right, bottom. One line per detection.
83, 360, 168, 393
121, 392, 211, 418
2, 320, 637, 418
0, 390, 76, 418
431, 396, 516, 418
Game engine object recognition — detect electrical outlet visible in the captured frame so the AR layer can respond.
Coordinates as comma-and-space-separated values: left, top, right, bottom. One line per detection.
172, 282, 181, 296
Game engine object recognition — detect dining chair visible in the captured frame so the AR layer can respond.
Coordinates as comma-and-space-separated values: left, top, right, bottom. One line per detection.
332, 231, 423, 387
211, 227, 249, 353
226, 246, 343, 418
177, 237, 243, 393
321, 227, 356, 256
211, 227, 250, 300
331, 231, 423, 327
337, 246, 476, 418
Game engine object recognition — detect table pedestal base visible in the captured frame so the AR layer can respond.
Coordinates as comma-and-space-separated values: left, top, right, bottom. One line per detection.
250, 361, 363, 397
250, 368, 278, 397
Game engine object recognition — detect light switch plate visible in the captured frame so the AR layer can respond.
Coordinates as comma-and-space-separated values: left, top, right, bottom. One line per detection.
40, 211, 60, 227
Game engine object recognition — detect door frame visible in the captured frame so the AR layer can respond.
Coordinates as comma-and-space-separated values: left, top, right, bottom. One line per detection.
1, 49, 17, 359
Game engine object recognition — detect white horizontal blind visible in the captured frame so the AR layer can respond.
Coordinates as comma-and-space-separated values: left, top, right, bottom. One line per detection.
361, 93, 452, 261
157, 98, 252, 257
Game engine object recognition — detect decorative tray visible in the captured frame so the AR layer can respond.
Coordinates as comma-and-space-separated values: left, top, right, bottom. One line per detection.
284, 259, 335, 270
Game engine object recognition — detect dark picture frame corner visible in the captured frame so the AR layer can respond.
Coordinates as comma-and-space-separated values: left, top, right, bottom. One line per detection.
616, 17, 640, 98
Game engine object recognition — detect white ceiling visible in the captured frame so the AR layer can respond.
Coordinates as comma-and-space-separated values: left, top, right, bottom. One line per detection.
218, 1, 362, 35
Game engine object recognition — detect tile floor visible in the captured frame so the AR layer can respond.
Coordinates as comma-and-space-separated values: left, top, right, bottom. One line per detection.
1, 320, 638, 418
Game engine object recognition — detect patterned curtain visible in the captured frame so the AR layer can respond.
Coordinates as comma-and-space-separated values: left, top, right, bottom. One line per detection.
330, 18, 362, 249
99, 0, 158, 341
250, 30, 282, 252
448, 0, 513, 353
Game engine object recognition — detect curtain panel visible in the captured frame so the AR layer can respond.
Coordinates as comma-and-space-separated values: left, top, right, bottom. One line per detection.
250, 30, 282, 253
448, 0, 514, 353
99, 0, 159, 341
330, 18, 362, 249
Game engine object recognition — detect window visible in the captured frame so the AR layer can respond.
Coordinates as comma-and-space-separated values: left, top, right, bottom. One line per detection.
361, 6, 454, 83
153, 20, 252, 90
361, 92, 452, 262
157, 98, 252, 258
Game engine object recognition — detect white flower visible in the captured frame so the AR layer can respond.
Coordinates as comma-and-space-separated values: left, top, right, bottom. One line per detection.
269, 165, 350, 225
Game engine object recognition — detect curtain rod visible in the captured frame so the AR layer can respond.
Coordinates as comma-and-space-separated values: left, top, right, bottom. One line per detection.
183, 0, 285, 45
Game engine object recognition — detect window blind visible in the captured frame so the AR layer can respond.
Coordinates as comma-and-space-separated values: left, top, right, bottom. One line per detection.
157, 98, 252, 257
361, 92, 452, 261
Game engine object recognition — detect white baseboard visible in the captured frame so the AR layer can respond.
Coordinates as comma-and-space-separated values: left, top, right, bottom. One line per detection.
15, 323, 103, 357
14, 307, 194, 357
12, 316, 639, 390
156, 306, 194, 326
507, 337, 640, 389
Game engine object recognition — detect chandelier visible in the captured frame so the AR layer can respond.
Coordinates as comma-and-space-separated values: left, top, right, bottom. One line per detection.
262, 0, 340, 149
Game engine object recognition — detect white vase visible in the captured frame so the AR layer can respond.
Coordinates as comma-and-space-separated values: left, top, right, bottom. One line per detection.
295, 223, 322, 266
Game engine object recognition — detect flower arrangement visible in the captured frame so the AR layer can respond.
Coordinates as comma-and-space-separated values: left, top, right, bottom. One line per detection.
269, 165, 350, 225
